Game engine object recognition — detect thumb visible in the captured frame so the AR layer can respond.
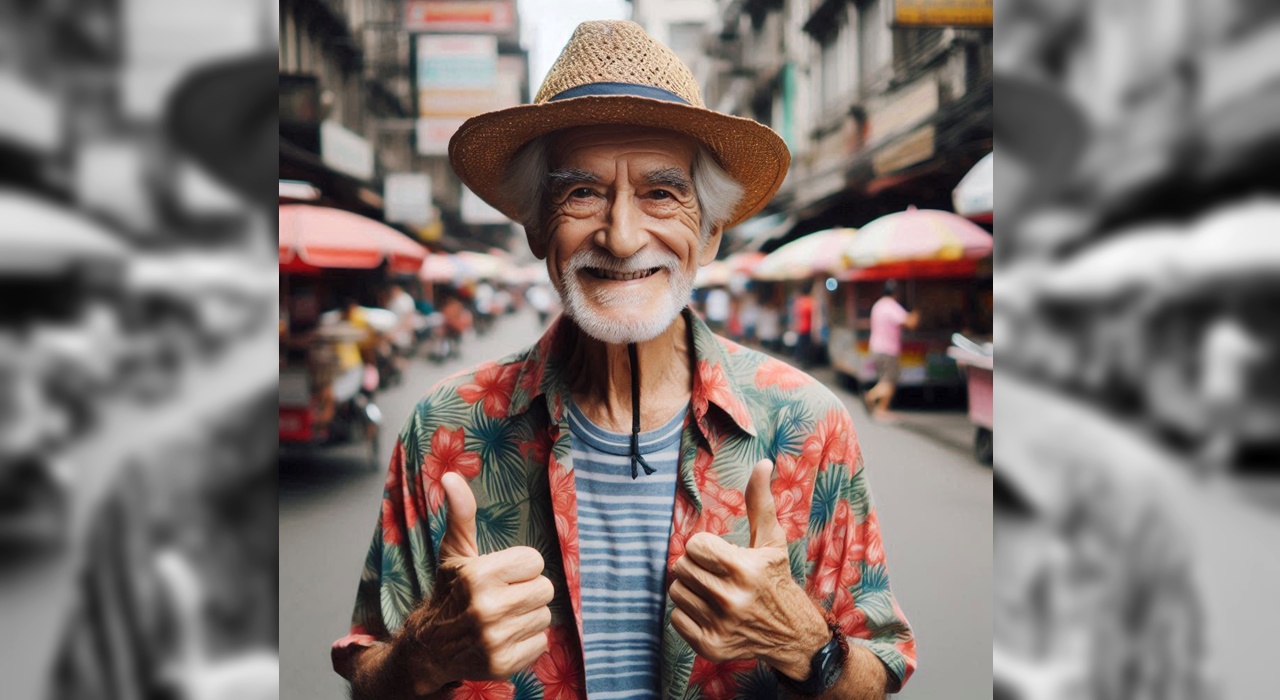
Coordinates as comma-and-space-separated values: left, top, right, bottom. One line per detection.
745, 459, 786, 549
439, 472, 479, 560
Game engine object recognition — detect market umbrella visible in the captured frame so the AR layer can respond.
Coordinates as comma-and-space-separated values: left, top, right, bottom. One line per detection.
1041, 225, 1186, 301
953, 152, 994, 222
753, 228, 858, 281
455, 251, 510, 281
695, 260, 732, 287
843, 207, 993, 268
0, 188, 130, 272
1176, 197, 1280, 285
419, 254, 460, 283
279, 204, 427, 275
726, 251, 766, 275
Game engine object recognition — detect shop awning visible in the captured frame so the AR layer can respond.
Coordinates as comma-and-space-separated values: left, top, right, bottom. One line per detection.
0, 189, 129, 273
953, 152, 993, 223
752, 228, 858, 281
843, 207, 992, 268
279, 204, 427, 275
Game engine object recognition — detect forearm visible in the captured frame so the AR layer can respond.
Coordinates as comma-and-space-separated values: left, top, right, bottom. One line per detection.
763, 597, 891, 699
814, 643, 890, 700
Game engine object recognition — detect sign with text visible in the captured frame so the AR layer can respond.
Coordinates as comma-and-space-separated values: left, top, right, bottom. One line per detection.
893, 0, 992, 27
385, 173, 434, 225
405, 0, 516, 34
415, 34, 498, 154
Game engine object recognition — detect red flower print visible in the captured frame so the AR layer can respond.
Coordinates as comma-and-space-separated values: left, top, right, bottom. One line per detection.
753, 357, 812, 390
690, 657, 756, 700
548, 460, 580, 595
801, 409, 852, 471
699, 473, 745, 536
534, 625, 584, 700
421, 426, 483, 511
771, 453, 816, 540
830, 588, 870, 639
458, 362, 522, 418
693, 360, 754, 432
453, 680, 515, 700
381, 498, 405, 546
857, 510, 885, 565
806, 501, 861, 598
667, 492, 699, 572
519, 427, 554, 466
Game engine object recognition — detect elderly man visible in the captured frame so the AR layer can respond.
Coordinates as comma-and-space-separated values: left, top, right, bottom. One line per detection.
333, 21, 914, 700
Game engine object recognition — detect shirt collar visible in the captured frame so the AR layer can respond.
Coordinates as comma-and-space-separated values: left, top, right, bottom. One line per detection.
506, 309, 757, 438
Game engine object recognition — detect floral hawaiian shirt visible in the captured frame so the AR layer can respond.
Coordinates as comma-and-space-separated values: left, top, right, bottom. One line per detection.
333, 309, 916, 698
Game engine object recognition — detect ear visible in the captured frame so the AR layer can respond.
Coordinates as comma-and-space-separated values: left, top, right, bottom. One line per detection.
525, 227, 548, 260
697, 224, 724, 265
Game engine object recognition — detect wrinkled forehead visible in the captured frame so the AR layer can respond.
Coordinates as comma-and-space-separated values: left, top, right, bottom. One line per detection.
548, 125, 697, 175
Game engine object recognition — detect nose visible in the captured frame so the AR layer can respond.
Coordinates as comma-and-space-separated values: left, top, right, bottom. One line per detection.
595, 194, 648, 259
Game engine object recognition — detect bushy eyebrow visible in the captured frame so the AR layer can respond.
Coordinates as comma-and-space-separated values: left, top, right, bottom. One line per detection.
644, 167, 692, 195
546, 168, 600, 196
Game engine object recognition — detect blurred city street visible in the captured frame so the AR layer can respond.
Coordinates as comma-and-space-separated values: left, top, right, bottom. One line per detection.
280, 308, 992, 700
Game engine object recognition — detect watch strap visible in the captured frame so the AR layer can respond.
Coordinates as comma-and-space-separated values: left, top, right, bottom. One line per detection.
775, 618, 848, 697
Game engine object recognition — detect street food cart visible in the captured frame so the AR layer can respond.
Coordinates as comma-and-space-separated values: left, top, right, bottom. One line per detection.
279, 204, 427, 469
1139, 199, 1280, 453
829, 209, 993, 394
948, 336, 994, 464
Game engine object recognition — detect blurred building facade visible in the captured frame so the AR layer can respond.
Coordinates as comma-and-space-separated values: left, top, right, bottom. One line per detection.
278, 0, 530, 251
630, 0, 993, 251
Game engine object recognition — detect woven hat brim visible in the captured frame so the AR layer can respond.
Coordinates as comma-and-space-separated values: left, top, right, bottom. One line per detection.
448, 95, 791, 231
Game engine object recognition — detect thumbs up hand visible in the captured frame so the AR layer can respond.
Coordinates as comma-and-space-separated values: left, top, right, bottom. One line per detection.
669, 460, 832, 680
396, 473, 554, 695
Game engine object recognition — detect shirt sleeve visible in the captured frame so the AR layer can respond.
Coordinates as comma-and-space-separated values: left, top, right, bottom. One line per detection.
803, 406, 917, 690
331, 414, 440, 681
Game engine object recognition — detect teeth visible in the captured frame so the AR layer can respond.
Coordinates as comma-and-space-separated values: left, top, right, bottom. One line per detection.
590, 267, 659, 281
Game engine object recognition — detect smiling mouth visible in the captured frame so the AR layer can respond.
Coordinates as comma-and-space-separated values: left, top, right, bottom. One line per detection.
585, 267, 661, 281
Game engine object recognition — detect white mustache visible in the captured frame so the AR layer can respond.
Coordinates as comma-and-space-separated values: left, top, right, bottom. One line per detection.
563, 247, 680, 276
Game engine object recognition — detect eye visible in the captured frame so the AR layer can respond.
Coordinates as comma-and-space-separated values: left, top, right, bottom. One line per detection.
569, 187, 596, 199
649, 189, 674, 200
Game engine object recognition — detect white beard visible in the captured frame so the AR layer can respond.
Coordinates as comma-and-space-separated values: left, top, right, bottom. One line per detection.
555, 246, 695, 345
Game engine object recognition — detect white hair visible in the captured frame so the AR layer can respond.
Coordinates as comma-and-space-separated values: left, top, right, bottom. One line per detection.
503, 132, 744, 248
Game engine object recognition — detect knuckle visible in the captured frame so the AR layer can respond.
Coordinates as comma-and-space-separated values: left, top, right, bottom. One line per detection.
536, 576, 556, 604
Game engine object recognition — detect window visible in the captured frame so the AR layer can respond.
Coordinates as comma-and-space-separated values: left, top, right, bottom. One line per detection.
858, 0, 891, 91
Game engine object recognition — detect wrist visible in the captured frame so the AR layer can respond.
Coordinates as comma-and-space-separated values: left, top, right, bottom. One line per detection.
763, 602, 832, 681
391, 629, 455, 697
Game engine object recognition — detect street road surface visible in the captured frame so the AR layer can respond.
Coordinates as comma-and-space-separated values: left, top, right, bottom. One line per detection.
280, 309, 993, 699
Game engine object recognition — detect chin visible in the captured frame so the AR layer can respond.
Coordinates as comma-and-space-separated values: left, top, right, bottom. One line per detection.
567, 304, 676, 344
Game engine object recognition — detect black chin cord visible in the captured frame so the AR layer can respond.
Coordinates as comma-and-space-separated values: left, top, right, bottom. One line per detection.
628, 342, 655, 480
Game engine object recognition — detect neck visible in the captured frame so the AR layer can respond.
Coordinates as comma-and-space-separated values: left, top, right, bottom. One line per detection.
565, 312, 693, 433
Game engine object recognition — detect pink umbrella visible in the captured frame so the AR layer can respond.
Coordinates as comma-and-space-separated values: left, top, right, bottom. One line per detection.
419, 253, 460, 283
843, 206, 993, 268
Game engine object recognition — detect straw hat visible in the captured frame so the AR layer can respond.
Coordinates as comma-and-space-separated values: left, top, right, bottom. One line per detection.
448, 20, 790, 230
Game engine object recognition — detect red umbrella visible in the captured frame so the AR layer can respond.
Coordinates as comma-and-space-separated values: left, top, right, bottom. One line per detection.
279, 204, 427, 275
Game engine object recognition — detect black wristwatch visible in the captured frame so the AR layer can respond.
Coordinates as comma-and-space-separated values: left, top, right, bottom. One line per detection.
775, 622, 848, 697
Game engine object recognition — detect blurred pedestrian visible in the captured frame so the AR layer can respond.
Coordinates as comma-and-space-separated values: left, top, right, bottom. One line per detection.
1198, 300, 1264, 477
863, 281, 920, 420
704, 286, 730, 333
792, 291, 814, 368
332, 20, 914, 700
525, 282, 555, 327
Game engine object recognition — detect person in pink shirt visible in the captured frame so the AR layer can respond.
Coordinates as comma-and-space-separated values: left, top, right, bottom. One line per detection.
864, 281, 920, 420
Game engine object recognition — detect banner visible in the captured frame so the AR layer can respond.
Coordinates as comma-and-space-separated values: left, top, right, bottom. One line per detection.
415, 34, 498, 154
893, 0, 992, 27
405, 0, 516, 35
